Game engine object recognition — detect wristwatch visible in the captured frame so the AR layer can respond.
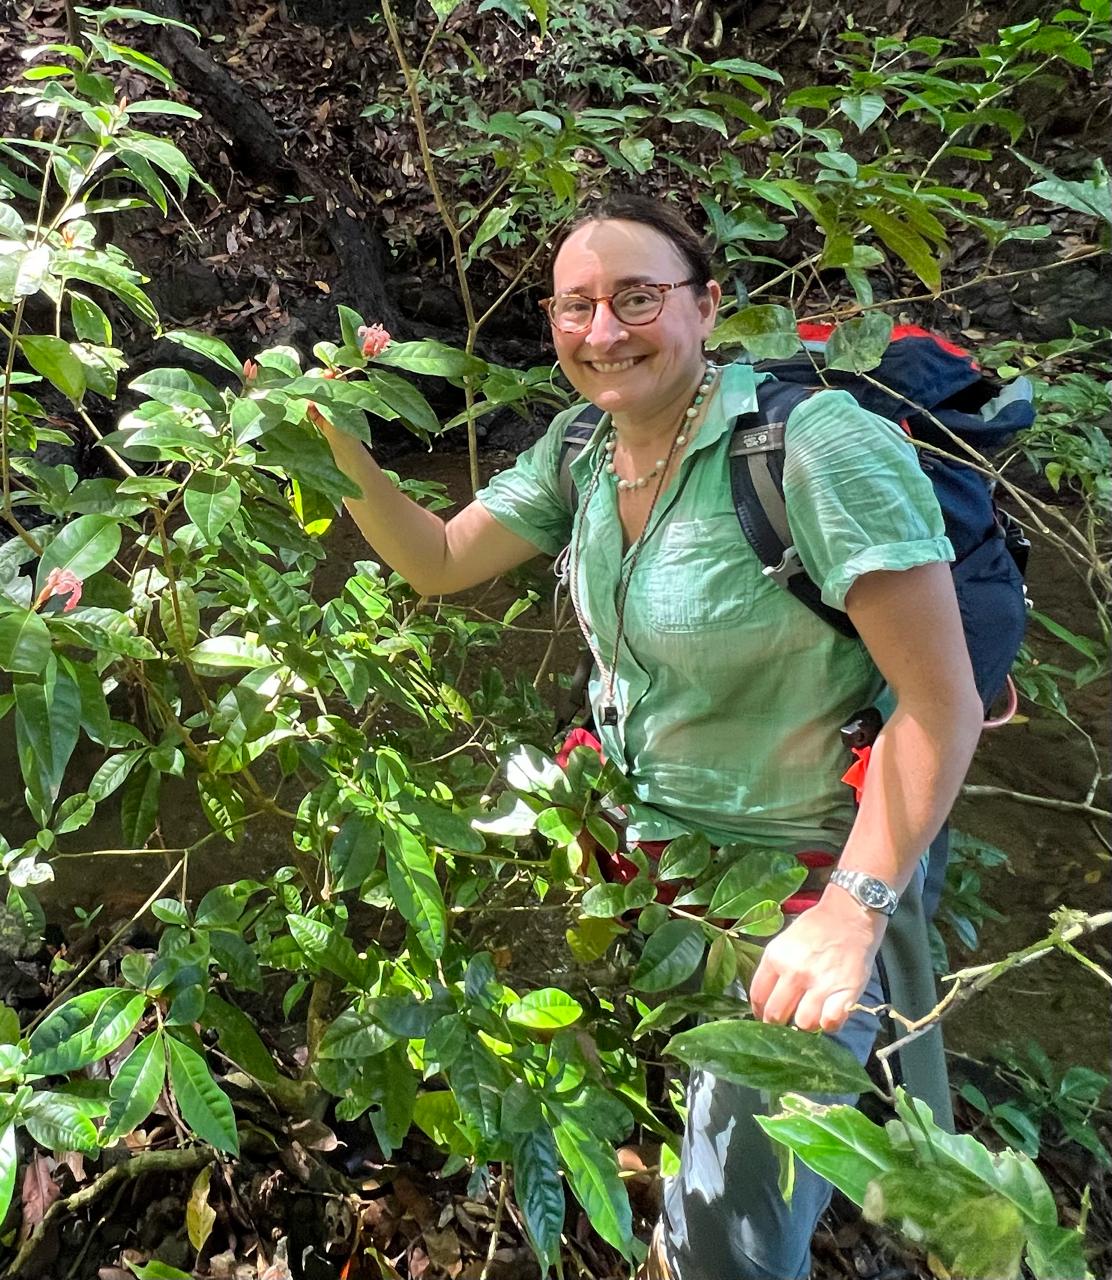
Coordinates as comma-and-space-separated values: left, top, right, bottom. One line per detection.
829, 868, 900, 916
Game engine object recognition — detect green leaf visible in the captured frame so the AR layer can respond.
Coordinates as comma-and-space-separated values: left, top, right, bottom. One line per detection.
581, 878, 655, 918
103, 1032, 167, 1143
704, 850, 806, 921
397, 795, 487, 853
374, 340, 488, 380
667, 1020, 873, 1094
189, 636, 272, 674
664, 107, 729, 138
364, 368, 442, 435
163, 328, 242, 375
125, 1260, 194, 1280
656, 832, 711, 881
449, 1036, 510, 1143
286, 914, 371, 988
865, 1168, 1024, 1278
861, 207, 941, 293
0, 1123, 15, 1225
201, 995, 277, 1083
28, 986, 144, 1075
385, 823, 447, 959
23, 1091, 101, 1152
618, 136, 655, 174
1024, 1220, 1092, 1280
35, 513, 122, 593
19, 335, 86, 403
552, 1115, 633, 1254
88, 749, 146, 802
70, 294, 112, 345
120, 761, 161, 847
183, 472, 241, 543
632, 919, 706, 993
838, 95, 886, 132
413, 1090, 475, 1153
757, 1092, 909, 1205
513, 1127, 565, 1270
166, 1035, 239, 1154
158, 583, 200, 651
0, 609, 50, 675
823, 315, 895, 374
505, 988, 584, 1031
317, 1007, 396, 1062
707, 304, 801, 359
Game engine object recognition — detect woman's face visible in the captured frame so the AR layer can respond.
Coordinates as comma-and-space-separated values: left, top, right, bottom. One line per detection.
549, 219, 720, 423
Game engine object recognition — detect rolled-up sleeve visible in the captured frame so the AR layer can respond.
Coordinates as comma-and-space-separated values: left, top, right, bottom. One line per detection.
783, 389, 954, 610
475, 409, 577, 558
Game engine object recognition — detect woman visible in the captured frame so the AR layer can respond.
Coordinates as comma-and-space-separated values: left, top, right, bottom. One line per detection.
318, 194, 983, 1279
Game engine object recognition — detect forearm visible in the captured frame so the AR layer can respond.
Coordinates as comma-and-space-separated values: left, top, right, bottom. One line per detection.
834, 691, 983, 894
318, 424, 455, 594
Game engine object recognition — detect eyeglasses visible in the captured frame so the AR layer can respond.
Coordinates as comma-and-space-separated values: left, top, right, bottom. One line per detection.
539, 279, 699, 333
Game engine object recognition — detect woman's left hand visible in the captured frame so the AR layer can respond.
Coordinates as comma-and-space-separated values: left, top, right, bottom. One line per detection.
746, 896, 887, 1033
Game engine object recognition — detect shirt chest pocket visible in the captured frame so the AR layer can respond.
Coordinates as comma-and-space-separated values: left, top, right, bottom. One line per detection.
636, 515, 760, 633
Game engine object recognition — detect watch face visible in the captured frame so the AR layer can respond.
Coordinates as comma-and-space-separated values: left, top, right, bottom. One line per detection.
858, 877, 890, 909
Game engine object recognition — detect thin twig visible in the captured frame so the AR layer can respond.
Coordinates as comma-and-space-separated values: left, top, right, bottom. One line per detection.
479, 1171, 509, 1280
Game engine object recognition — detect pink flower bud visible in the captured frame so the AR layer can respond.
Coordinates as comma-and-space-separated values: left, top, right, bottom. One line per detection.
357, 324, 392, 359
242, 359, 259, 383
34, 566, 83, 613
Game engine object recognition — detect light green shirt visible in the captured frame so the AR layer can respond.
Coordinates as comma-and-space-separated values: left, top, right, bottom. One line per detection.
477, 362, 953, 850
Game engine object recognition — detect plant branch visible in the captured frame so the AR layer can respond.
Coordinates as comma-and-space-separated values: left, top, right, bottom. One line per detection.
4, 1145, 216, 1278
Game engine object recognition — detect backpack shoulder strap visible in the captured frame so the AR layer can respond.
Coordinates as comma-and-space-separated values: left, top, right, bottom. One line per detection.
729, 380, 859, 639
557, 403, 605, 512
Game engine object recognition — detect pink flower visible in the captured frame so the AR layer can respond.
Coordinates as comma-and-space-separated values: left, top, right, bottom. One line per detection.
357, 324, 391, 359
34, 567, 83, 613
242, 359, 259, 384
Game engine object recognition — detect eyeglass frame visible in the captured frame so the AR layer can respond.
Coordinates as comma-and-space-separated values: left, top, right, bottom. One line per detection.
538, 278, 702, 332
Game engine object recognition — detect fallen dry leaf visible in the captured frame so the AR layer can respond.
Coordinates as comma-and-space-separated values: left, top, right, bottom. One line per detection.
19, 1154, 60, 1240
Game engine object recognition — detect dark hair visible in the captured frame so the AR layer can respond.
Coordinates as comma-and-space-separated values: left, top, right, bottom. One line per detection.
547, 193, 714, 293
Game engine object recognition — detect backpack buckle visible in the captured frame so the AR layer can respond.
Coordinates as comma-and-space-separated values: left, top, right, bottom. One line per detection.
762, 544, 803, 587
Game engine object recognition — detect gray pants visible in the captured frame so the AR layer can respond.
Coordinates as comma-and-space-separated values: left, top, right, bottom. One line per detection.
659, 967, 885, 1280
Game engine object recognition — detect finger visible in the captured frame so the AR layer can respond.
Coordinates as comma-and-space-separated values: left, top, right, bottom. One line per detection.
791, 989, 829, 1034
747, 955, 778, 1020
760, 974, 806, 1026
818, 990, 856, 1034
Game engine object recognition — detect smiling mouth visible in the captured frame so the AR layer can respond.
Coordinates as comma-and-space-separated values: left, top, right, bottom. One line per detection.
585, 356, 645, 374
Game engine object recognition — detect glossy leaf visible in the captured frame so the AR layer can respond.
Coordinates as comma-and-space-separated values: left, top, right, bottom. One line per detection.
0, 1124, 15, 1225
505, 988, 584, 1030
103, 1032, 167, 1144
34, 514, 121, 593
513, 1126, 565, 1270
0, 609, 50, 675
656, 831, 711, 881
19, 336, 86, 403
183, 472, 241, 543
704, 850, 806, 921
286, 913, 371, 987
23, 1091, 101, 1152
317, 1008, 397, 1060
374, 339, 488, 380
632, 919, 706, 992
164, 328, 242, 374
861, 207, 941, 293
667, 1020, 873, 1095
552, 1115, 633, 1254
167, 1036, 239, 1154
28, 986, 145, 1075
385, 823, 447, 959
